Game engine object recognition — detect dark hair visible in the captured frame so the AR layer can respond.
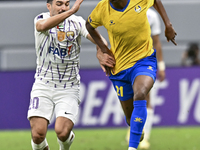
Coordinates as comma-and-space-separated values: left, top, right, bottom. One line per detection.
47, 0, 53, 3
187, 43, 199, 58
187, 43, 200, 65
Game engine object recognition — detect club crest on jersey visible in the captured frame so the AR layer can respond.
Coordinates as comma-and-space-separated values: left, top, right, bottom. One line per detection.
57, 31, 66, 42
109, 20, 115, 26
66, 31, 75, 41
135, 5, 141, 13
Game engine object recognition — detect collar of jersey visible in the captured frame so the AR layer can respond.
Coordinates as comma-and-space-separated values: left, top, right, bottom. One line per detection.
110, 0, 130, 12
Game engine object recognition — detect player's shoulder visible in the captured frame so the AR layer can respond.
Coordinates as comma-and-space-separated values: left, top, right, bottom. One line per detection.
35, 12, 50, 21
99, 0, 108, 4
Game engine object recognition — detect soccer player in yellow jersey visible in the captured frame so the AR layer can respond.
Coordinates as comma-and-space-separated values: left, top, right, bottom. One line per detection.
86, 0, 177, 150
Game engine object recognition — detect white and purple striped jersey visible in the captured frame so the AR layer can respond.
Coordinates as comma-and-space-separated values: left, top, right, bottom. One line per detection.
147, 8, 161, 36
34, 12, 89, 88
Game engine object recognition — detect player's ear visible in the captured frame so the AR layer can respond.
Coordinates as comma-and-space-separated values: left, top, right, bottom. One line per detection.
47, 3, 51, 11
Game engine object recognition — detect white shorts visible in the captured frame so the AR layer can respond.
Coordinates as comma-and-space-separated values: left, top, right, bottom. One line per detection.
27, 79, 80, 124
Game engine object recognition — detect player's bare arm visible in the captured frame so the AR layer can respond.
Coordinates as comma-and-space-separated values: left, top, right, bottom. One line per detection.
153, 0, 177, 45
86, 20, 115, 75
36, 0, 83, 32
87, 33, 115, 74
87, 34, 108, 46
86, 21, 110, 53
152, 34, 165, 81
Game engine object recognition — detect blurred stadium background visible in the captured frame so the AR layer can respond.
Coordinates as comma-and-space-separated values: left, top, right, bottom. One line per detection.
0, 0, 200, 150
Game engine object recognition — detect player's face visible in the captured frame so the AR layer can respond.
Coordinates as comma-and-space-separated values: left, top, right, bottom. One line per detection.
48, 0, 70, 16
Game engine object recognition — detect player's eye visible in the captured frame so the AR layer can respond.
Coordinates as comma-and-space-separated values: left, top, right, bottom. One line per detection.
56, 2, 62, 6
65, 2, 69, 6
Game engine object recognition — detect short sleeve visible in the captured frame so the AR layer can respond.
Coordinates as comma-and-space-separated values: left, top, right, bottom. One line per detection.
34, 12, 49, 34
87, 1, 103, 28
147, 0, 154, 9
34, 13, 45, 26
76, 16, 89, 38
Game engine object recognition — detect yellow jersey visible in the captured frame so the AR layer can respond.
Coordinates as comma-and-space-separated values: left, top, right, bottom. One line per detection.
88, 0, 155, 75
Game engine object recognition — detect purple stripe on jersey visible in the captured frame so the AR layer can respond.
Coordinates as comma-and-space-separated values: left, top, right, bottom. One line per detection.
71, 20, 77, 30
47, 37, 54, 57
44, 61, 51, 77
71, 82, 74, 88
57, 43, 63, 60
68, 20, 71, 31
64, 83, 66, 88
50, 29, 56, 34
71, 20, 78, 36
66, 41, 71, 59
37, 15, 43, 20
50, 66, 54, 81
40, 36, 49, 56
57, 64, 61, 82
78, 22, 82, 28
68, 61, 74, 81
57, 63, 68, 83
37, 59, 45, 77
64, 20, 66, 31
54, 84, 57, 88
66, 41, 69, 50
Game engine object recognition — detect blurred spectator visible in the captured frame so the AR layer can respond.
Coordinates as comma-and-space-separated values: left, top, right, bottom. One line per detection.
181, 43, 200, 66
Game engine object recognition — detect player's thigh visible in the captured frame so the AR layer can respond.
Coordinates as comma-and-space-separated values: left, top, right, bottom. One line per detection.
55, 117, 74, 135
132, 50, 157, 100
30, 117, 48, 137
54, 87, 79, 128
133, 75, 154, 100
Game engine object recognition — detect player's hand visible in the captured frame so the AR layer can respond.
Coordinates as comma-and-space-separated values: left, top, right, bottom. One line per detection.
165, 23, 177, 45
96, 46, 115, 76
157, 70, 165, 82
70, 0, 84, 14
99, 65, 113, 76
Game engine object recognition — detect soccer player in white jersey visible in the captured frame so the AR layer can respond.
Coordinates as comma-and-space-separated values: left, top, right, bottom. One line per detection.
27, 0, 114, 150
126, 8, 166, 150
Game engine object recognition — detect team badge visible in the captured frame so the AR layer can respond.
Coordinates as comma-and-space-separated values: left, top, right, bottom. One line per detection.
66, 31, 75, 41
57, 31, 66, 42
134, 117, 143, 123
109, 20, 115, 26
147, 66, 153, 71
135, 5, 141, 13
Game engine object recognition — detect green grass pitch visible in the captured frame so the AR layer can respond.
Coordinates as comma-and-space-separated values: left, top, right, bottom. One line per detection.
0, 127, 199, 150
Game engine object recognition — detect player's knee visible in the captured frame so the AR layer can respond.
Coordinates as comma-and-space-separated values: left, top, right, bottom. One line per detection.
55, 126, 72, 142
134, 91, 146, 101
32, 131, 46, 144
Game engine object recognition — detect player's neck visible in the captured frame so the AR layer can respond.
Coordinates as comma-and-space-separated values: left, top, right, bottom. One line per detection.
110, 0, 128, 10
